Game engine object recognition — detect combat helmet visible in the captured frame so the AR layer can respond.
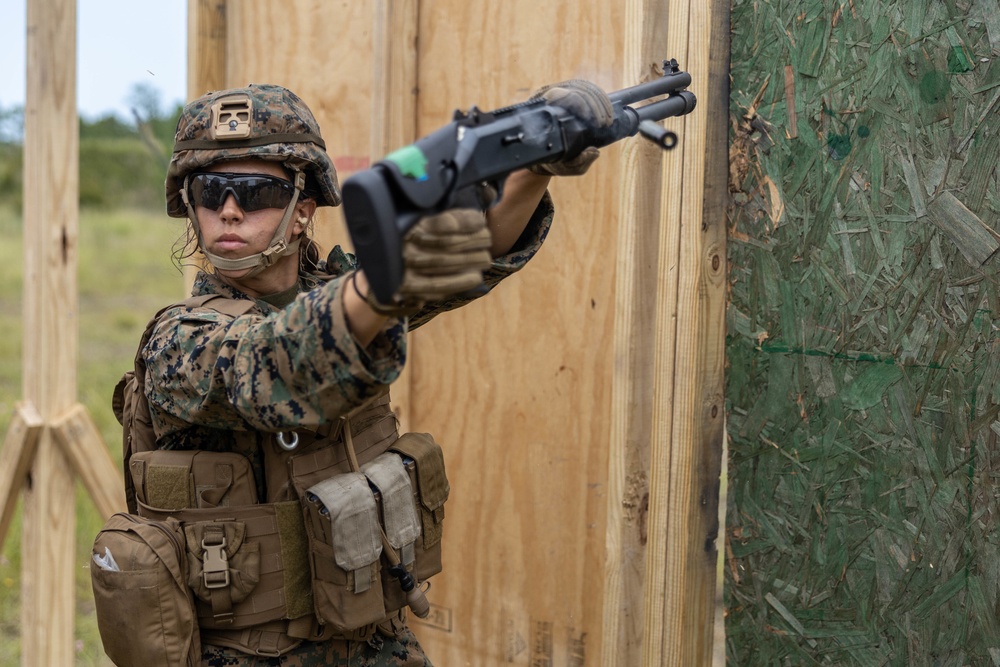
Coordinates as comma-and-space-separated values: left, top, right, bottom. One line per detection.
165, 84, 340, 275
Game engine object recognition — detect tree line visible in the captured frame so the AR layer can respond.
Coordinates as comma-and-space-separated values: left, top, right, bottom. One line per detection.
0, 83, 183, 212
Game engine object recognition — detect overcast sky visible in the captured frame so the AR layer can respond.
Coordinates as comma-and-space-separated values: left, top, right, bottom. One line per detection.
0, 0, 187, 120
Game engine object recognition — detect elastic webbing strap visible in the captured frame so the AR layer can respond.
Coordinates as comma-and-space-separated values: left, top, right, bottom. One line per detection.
173, 132, 326, 151
183, 170, 307, 276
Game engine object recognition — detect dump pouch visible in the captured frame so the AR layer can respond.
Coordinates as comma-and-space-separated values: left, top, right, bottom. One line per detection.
90, 513, 200, 667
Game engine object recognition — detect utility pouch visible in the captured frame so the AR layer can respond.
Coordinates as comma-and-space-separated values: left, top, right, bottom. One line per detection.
389, 432, 450, 581
140, 501, 312, 630
303, 472, 386, 631
184, 520, 261, 625
129, 449, 258, 510
90, 513, 200, 667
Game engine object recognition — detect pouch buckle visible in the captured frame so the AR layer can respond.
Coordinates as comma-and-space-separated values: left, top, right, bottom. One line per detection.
202, 534, 230, 589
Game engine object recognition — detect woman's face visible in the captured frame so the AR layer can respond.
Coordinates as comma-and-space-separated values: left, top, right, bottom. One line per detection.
194, 158, 314, 294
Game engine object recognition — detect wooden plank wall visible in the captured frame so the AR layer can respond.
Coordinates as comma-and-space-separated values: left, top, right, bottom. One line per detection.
206, 1, 726, 663
406, 4, 626, 665
727, 0, 1000, 663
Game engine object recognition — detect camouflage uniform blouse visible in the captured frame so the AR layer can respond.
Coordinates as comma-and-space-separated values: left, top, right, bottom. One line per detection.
142, 197, 552, 499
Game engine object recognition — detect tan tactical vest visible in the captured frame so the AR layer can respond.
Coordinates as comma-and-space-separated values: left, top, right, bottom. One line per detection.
112, 294, 448, 657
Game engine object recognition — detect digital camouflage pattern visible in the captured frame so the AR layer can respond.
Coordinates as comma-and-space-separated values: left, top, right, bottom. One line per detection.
202, 627, 431, 666
143, 195, 553, 500
165, 84, 342, 217
142, 191, 552, 663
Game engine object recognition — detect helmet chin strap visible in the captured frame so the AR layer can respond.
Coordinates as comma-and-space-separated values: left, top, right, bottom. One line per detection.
181, 170, 307, 278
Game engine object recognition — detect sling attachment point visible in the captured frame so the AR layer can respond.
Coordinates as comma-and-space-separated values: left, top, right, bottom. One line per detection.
277, 431, 299, 451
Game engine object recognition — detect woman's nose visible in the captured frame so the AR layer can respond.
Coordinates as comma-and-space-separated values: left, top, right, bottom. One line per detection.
218, 193, 243, 222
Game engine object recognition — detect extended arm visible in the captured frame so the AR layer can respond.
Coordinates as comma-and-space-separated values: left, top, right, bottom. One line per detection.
344, 168, 551, 345
485, 170, 552, 257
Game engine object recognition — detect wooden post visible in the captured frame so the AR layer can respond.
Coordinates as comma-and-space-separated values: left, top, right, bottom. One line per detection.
184, 0, 228, 295
640, 0, 727, 663
19, 1, 80, 661
603, 0, 728, 664
0, 1, 126, 664
601, 0, 671, 662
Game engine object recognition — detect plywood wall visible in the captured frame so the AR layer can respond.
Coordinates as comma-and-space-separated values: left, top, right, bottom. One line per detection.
197, 1, 726, 664
407, 4, 624, 663
727, 0, 1000, 663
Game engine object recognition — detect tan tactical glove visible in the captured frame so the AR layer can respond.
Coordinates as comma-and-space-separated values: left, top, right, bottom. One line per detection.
529, 79, 615, 177
364, 209, 493, 316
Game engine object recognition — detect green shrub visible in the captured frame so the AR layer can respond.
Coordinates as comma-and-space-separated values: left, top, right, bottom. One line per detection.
79, 137, 168, 210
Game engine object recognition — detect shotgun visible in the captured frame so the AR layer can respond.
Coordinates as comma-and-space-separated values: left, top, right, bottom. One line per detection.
342, 59, 697, 302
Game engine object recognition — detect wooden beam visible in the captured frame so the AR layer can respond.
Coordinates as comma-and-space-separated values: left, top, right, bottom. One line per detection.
187, 0, 228, 99
53, 404, 127, 520
371, 0, 419, 433
371, 0, 418, 153
21, 431, 76, 667
22, 0, 79, 662
0, 402, 44, 550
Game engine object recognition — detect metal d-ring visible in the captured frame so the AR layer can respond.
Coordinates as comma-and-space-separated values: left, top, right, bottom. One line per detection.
276, 431, 300, 451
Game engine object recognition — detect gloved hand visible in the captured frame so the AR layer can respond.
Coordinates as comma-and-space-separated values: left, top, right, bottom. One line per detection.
529, 79, 614, 177
364, 209, 493, 315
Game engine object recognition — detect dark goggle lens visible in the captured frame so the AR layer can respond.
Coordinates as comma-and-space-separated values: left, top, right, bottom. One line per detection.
189, 173, 295, 212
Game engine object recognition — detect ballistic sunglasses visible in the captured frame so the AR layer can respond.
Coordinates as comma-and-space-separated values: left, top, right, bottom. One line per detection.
187, 172, 297, 212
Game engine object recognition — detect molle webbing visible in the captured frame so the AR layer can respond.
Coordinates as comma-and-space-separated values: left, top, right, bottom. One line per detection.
130, 449, 259, 510
286, 393, 397, 484
133, 392, 400, 636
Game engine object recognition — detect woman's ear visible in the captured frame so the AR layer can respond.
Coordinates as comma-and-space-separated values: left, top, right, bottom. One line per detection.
292, 198, 318, 235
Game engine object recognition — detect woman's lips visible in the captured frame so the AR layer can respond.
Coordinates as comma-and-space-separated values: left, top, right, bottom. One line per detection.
214, 235, 247, 252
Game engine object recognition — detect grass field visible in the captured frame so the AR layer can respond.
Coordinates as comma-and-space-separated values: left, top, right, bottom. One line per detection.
0, 205, 185, 665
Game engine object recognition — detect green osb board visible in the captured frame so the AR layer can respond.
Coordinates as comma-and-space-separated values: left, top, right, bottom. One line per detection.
726, 0, 1000, 663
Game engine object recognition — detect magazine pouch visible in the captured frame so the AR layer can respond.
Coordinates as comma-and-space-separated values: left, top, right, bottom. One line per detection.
303, 472, 386, 631
389, 432, 450, 581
